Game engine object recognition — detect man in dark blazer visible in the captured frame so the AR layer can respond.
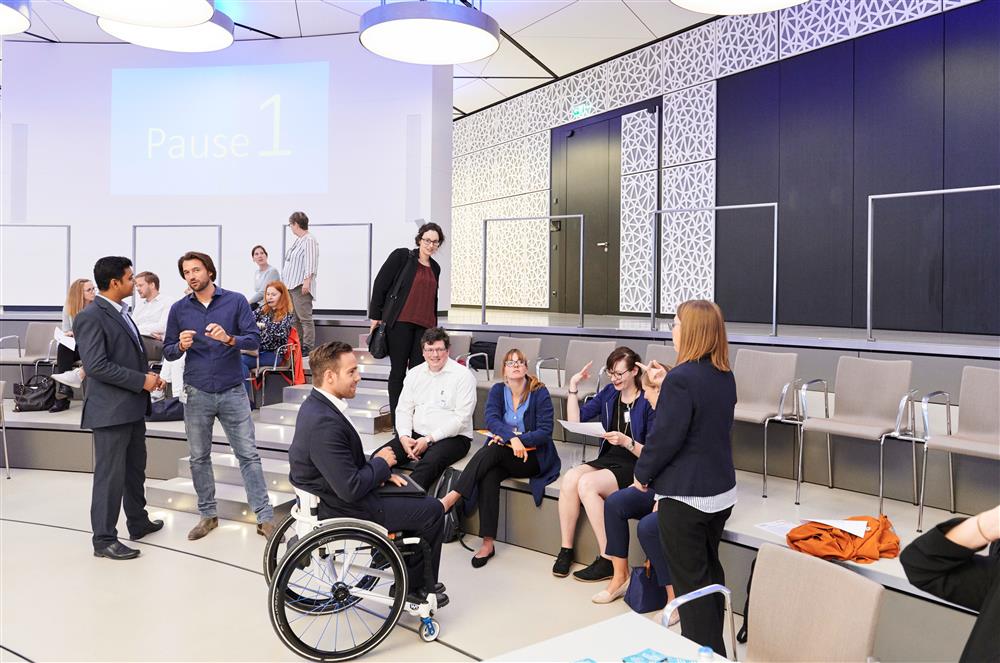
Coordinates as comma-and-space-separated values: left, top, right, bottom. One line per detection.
288, 341, 447, 603
75, 256, 164, 560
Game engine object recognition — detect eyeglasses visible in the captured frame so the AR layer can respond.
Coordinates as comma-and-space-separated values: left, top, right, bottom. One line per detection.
667, 317, 680, 331
420, 238, 441, 246
604, 368, 631, 380
504, 360, 526, 368
423, 347, 448, 354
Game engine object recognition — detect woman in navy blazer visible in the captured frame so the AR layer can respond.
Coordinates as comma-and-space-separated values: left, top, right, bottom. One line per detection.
633, 300, 737, 657
553, 346, 655, 582
440, 348, 560, 568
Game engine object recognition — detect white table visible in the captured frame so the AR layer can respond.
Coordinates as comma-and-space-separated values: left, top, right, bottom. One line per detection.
489, 612, 727, 662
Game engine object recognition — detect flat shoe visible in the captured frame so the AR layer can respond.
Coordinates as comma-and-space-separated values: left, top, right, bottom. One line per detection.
591, 580, 630, 604
471, 549, 495, 568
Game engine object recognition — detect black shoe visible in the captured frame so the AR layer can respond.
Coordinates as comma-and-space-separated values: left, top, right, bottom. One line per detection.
94, 541, 141, 560
48, 398, 70, 413
573, 555, 614, 582
471, 549, 495, 568
552, 547, 574, 577
128, 519, 164, 541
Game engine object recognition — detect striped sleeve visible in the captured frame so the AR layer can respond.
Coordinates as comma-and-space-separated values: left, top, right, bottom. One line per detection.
305, 234, 319, 278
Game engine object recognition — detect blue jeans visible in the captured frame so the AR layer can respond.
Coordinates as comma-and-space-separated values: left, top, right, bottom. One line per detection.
241, 351, 278, 403
604, 486, 671, 585
184, 384, 274, 523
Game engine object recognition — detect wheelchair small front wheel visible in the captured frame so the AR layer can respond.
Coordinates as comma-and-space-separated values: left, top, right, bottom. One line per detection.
419, 619, 440, 643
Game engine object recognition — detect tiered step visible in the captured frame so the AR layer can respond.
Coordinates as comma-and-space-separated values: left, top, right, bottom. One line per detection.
282, 385, 391, 412
176, 453, 293, 493
145, 477, 294, 524
258, 401, 392, 434
354, 348, 391, 366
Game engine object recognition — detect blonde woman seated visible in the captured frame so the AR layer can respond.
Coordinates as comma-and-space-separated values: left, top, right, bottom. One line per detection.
552, 347, 654, 582
50, 278, 97, 412
440, 349, 561, 568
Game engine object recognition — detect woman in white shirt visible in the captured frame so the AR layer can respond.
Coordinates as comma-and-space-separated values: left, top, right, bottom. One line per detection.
248, 245, 280, 308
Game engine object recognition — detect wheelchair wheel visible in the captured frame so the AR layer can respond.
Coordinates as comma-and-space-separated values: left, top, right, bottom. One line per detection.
419, 619, 440, 643
269, 524, 407, 662
262, 512, 297, 583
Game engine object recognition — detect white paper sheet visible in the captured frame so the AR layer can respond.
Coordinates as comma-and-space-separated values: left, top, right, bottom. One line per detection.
558, 420, 607, 437
755, 519, 799, 538
54, 326, 75, 351
806, 518, 869, 538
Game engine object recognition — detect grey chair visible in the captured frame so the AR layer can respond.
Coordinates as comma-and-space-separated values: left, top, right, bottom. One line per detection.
0, 322, 59, 383
644, 343, 677, 368
468, 336, 541, 384
745, 544, 884, 662
541, 340, 616, 401
249, 342, 298, 408
447, 332, 472, 359
918, 366, 1000, 531
799, 356, 915, 514
0, 380, 8, 479
732, 349, 799, 498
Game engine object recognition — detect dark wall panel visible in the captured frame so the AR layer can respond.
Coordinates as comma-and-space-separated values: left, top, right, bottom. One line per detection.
778, 42, 855, 326
716, 63, 780, 323
943, 1, 1000, 334
853, 16, 945, 331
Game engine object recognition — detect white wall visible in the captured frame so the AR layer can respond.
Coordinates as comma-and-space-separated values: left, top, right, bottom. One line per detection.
1, 35, 453, 310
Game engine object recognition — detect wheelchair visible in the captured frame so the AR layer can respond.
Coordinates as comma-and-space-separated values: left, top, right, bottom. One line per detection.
264, 489, 444, 662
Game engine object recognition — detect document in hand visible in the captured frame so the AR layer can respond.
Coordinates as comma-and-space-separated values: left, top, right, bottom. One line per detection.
54, 327, 76, 351
558, 420, 607, 437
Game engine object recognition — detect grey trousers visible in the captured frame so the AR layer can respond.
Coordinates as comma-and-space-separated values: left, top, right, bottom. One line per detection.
289, 284, 315, 351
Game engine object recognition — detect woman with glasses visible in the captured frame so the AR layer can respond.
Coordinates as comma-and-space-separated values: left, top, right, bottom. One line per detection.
369, 222, 444, 423
49, 278, 97, 412
440, 348, 561, 568
551, 346, 655, 583
634, 300, 737, 657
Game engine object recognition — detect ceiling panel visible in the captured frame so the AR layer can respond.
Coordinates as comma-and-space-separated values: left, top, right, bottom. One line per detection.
22, 3, 60, 40
453, 78, 505, 113
483, 76, 546, 99
516, 0, 652, 39
323, 1, 380, 16
296, 0, 362, 35
479, 38, 551, 78
623, 0, 710, 37
479, 0, 576, 34
27, 1, 120, 42
517, 35, 646, 75
217, 0, 302, 37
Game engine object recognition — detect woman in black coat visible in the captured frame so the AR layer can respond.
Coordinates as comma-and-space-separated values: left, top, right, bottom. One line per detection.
368, 222, 444, 421
901, 505, 999, 662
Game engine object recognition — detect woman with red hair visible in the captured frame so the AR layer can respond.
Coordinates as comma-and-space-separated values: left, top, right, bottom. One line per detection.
240, 280, 294, 404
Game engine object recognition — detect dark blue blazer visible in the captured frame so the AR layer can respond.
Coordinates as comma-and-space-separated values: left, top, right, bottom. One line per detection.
633, 358, 737, 497
74, 297, 150, 430
288, 389, 392, 523
485, 382, 561, 505
579, 383, 654, 455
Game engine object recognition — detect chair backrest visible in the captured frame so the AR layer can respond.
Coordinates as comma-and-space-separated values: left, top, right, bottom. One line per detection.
746, 544, 884, 662
447, 333, 472, 359
565, 340, 616, 392
734, 349, 798, 414
832, 356, 912, 425
141, 336, 163, 363
0, 380, 5, 423
494, 336, 541, 376
358, 332, 369, 349
644, 343, 677, 368
957, 366, 1000, 441
25, 322, 59, 356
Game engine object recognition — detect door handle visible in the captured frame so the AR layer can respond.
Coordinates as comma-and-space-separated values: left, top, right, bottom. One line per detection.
596, 241, 608, 253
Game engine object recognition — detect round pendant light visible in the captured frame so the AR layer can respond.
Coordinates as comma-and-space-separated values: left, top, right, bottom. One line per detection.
65, 0, 214, 28
98, 9, 234, 52
0, 0, 31, 35
360, 1, 500, 66
669, 0, 808, 15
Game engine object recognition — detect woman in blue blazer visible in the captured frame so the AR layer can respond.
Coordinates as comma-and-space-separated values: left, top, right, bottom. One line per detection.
633, 300, 737, 657
553, 346, 655, 582
440, 348, 560, 568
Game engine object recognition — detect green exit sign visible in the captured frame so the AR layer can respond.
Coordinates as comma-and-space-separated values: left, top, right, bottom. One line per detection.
571, 103, 593, 119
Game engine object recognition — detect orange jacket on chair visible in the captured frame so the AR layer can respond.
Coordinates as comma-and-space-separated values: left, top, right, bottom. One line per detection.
786, 515, 900, 564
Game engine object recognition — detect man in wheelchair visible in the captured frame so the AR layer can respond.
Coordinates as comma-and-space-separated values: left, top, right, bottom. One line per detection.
288, 341, 448, 607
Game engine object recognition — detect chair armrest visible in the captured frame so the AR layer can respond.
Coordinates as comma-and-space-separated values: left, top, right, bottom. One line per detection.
272, 343, 295, 370
535, 356, 561, 387
45, 339, 58, 362
661, 584, 737, 661
893, 389, 919, 436
799, 379, 829, 420
0, 335, 22, 357
464, 352, 490, 380
777, 378, 803, 419
920, 390, 952, 439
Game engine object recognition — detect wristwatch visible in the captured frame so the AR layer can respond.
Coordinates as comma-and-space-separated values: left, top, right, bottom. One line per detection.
626, 439, 635, 451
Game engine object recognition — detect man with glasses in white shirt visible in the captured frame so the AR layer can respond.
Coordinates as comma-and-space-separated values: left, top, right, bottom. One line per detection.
372, 327, 476, 491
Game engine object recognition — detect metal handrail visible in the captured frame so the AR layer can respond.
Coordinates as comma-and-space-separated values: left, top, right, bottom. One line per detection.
283, 222, 374, 310
651, 203, 778, 336
481, 215, 585, 328
866, 184, 1000, 341
661, 583, 737, 661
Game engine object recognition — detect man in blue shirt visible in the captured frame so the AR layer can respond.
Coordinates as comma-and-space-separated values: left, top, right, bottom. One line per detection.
164, 251, 275, 540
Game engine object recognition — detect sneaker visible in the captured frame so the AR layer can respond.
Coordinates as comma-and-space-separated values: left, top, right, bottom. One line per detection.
52, 368, 83, 389
573, 555, 614, 582
552, 547, 574, 577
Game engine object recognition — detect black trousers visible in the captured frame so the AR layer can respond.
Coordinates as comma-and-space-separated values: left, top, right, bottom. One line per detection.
659, 499, 733, 657
91, 420, 150, 550
54, 344, 81, 398
386, 322, 426, 423
375, 433, 471, 493
454, 444, 540, 539
381, 495, 445, 592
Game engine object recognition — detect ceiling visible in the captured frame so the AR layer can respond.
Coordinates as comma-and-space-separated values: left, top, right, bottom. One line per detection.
3, 1, 713, 116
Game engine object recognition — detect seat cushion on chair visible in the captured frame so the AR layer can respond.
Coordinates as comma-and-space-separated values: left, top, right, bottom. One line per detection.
733, 405, 779, 424
802, 417, 893, 441
926, 433, 1000, 461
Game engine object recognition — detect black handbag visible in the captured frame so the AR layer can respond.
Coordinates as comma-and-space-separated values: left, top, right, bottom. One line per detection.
368, 251, 412, 359
13, 374, 57, 412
